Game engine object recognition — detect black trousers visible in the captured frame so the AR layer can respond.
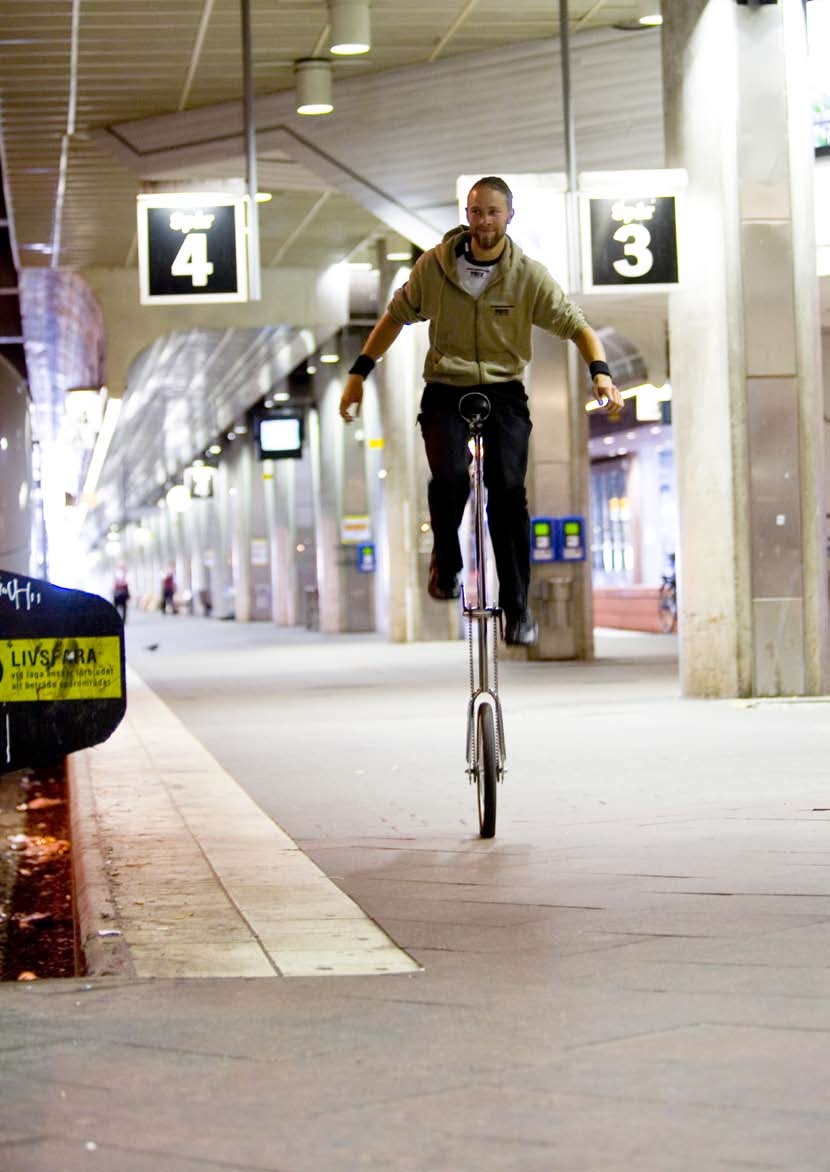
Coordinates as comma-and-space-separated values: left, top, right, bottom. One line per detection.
418, 381, 532, 618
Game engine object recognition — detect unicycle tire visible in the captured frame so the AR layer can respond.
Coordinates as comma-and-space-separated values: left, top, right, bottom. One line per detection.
476, 702, 498, 839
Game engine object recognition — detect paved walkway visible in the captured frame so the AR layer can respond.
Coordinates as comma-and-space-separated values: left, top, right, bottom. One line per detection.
1, 612, 829, 1171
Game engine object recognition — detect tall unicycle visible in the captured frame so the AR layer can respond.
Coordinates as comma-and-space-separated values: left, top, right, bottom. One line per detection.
459, 392, 506, 839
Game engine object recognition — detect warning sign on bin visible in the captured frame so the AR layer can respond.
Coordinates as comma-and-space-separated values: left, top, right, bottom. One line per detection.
0, 569, 126, 772
0, 637, 123, 703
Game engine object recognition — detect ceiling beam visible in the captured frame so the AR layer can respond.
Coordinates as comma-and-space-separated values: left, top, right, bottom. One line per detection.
268, 190, 332, 265
179, 0, 217, 112
428, 0, 481, 63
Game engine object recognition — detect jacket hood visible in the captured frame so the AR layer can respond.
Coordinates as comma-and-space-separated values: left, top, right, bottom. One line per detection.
436, 225, 519, 278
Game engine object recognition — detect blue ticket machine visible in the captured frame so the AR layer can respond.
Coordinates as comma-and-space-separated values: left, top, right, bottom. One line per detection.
530, 517, 556, 563
357, 542, 376, 573
555, 516, 586, 562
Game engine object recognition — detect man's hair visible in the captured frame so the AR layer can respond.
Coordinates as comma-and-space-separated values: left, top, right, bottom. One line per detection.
469, 176, 513, 211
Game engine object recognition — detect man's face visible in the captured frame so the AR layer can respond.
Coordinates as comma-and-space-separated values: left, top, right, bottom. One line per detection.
466, 185, 513, 251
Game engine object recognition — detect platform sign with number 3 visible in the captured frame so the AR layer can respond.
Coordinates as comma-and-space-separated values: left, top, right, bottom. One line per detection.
137, 193, 249, 305
579, 170, 686, 294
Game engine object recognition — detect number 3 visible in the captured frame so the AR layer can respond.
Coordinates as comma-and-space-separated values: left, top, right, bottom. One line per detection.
612, 223, 653, 279
171, 233, 214, 287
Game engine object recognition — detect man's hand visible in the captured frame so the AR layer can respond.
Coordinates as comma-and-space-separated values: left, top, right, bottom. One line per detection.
592, 375, 623, 418
340, 374, 364, 423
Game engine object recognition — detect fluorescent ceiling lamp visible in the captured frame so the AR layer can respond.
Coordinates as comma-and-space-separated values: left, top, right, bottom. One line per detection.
638, 0, 662, 26
295, 58, 333, 115
330, 0, 370, 54
320, 354, 339, 363
80, 398, 122, 499
166, 484, 191, 513
386, 251, 411, 261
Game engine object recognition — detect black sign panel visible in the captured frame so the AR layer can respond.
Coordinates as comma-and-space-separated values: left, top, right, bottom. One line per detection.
137, 197, 248, 305
585, 195, 679, 290
0, 570, 126, 773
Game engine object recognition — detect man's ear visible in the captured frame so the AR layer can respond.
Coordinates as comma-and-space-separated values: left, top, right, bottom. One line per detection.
508, 208, 515, 224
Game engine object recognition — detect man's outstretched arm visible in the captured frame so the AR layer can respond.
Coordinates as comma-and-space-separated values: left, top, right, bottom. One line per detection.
572, 325, 623, 415
339, 313, 404, 422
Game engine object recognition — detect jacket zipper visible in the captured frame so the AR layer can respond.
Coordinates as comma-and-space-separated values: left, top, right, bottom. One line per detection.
474, 297, 481, 382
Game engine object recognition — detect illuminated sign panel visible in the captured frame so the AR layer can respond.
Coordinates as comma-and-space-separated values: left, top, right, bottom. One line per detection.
256, 416, 304, 460
137, 193, 248, 305
586, 196, 678, 289
579, 170, 686, 294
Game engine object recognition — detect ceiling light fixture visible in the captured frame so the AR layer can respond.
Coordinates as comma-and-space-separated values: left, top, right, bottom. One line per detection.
294, 58, 333, 115
637, 0, 662, 26
329, 0, 371, 55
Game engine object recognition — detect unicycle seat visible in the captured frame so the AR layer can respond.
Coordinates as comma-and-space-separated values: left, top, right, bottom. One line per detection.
458, 391, 491, 429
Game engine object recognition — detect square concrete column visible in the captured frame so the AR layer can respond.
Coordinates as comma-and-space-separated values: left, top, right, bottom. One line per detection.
662, 0, 826, 696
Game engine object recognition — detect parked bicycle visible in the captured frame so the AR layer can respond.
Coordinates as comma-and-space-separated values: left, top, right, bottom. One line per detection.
658, 568, 677, 634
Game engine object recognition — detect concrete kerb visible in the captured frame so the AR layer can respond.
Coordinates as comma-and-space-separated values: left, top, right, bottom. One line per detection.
66, 750, 136, 979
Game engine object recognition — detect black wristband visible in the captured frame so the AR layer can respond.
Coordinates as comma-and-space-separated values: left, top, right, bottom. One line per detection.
589, 360, 611, 379
349, 354, 376, 378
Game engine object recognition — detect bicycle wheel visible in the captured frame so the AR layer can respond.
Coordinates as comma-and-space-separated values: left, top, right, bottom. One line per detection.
658, 586, 677, 634
476, 701, 497, 839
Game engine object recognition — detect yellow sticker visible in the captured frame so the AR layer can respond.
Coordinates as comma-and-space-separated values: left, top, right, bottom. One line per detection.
0, 637, 123, 702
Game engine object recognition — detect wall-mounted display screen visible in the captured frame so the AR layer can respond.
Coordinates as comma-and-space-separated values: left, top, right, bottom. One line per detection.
257, 416, 303, 460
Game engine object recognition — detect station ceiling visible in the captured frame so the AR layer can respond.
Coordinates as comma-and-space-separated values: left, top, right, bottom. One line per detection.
0, 0, 664, 534
2, 1, 652, 274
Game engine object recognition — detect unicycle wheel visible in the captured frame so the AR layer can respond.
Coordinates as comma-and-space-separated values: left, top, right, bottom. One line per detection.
476, 701, 498, 839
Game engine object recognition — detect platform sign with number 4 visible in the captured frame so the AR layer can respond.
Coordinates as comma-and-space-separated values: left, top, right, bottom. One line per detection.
137, 193, 249, 305
579, 170, 686, 294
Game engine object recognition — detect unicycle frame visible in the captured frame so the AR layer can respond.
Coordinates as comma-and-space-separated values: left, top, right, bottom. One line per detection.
461, 396, 507, 787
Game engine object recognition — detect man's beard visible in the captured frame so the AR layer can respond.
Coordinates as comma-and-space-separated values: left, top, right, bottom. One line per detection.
470, 225, 505, 251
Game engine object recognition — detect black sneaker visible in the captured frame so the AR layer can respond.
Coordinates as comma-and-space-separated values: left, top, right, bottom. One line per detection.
428, 552, 460, 601
504, 610, 538, 646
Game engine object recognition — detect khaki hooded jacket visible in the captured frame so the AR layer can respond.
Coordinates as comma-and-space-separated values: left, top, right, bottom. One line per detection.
387, 226, 587, 387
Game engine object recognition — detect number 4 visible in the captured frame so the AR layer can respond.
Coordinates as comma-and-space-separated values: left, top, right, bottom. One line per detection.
171, 233, 214, 287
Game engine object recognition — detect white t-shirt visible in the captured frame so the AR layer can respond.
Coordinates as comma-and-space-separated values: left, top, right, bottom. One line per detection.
456, 249, 500, 300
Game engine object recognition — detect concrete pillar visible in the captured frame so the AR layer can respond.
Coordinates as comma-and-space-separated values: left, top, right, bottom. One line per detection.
309, 353, 376, 635
230, 440, 253, 621
211, 462, 234, 619
372, 315, 434, 642
662, 0, 826, 696
172, 509, 192, 609
309, 393, 344, 634
187, 496, 210, 615
264, 457, 298, 626
525, 332, 593, 660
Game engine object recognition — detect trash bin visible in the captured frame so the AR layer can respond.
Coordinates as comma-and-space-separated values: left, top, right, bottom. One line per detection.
304, 585, 319, 630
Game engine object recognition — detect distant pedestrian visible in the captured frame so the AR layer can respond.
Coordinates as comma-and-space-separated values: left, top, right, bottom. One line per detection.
160, 569, 176, 614
112, 567, 130, 623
